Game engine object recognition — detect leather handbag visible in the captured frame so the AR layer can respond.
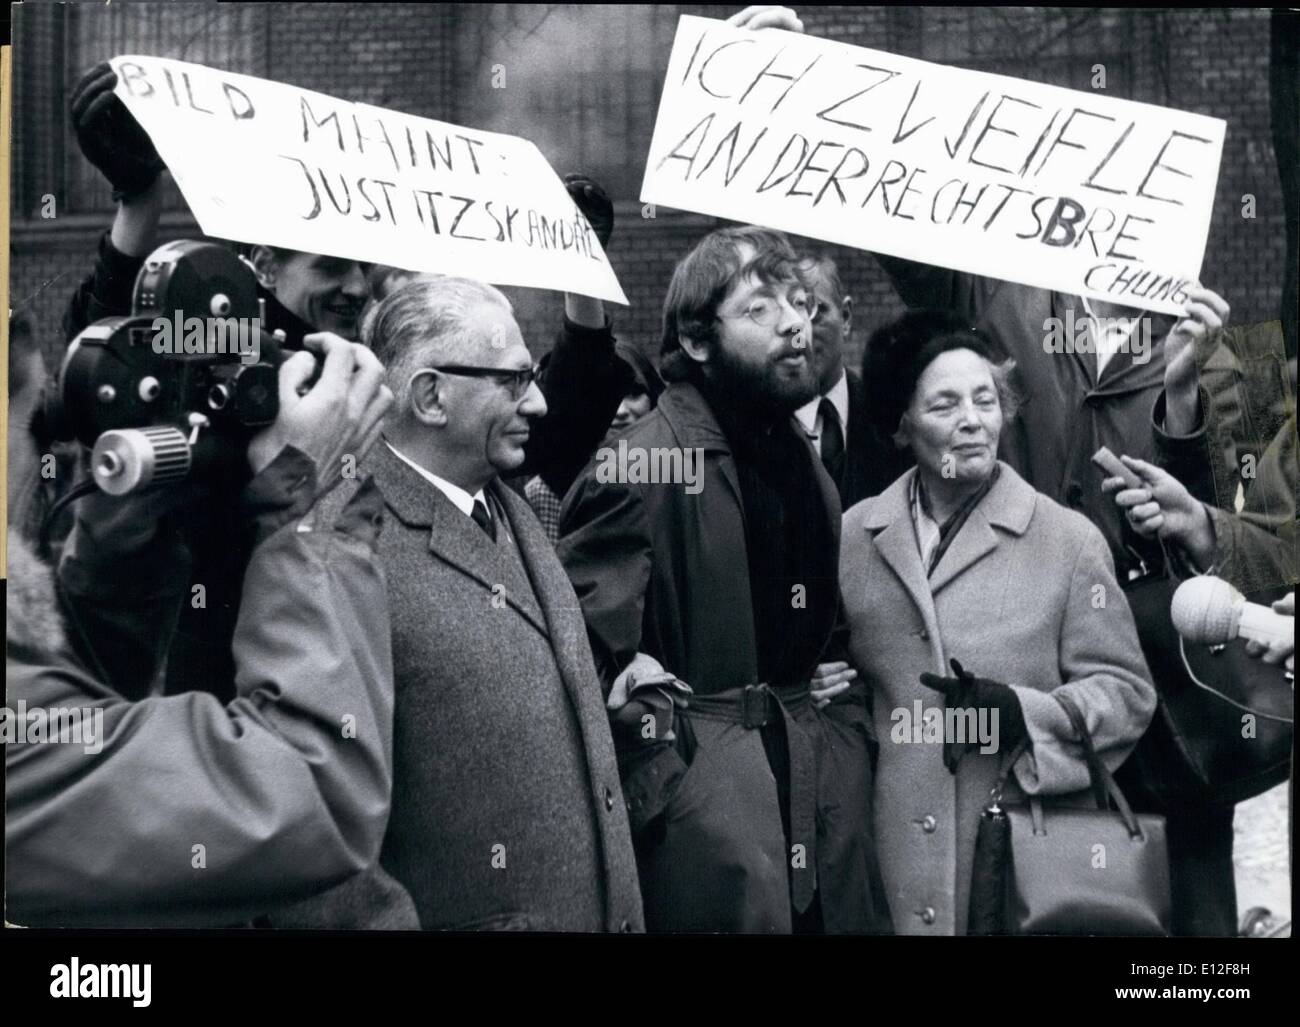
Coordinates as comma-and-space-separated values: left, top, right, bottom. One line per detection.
968, 692, 1171, 936
1118, 571, 1293, 809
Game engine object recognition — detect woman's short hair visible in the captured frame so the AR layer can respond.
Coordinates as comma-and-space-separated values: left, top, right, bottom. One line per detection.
659, 225, 804, 383
863, 309, 1020, 442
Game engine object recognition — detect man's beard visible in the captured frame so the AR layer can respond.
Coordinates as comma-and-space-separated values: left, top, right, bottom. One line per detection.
707, 341, 819, 414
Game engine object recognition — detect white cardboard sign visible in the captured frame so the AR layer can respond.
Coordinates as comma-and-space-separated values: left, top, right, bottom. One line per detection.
641, 17, 1226, 314
111, 55, 627, 304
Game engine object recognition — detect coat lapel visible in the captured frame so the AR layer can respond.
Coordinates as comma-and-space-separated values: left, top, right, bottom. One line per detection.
929, 463, 1037, 595
370, 442, 550, 639
862, 470, 939, 634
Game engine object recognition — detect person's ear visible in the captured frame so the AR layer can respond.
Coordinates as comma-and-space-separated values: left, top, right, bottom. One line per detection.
248, 245, 279, 291
840, 296, 853, 337
678, 332, 710, 365
409, 369, 450, 427
891, 413, 911, 451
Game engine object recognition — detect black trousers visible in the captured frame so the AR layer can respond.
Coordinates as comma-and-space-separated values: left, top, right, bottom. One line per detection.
1165, 803, 1238, 937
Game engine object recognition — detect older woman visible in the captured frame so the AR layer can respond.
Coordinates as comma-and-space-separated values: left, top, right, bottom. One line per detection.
839, 311, 1157, 935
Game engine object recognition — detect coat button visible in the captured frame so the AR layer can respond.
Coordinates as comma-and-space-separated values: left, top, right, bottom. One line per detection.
604, 787, 615, 811
914, 627, 929, 641
1066, 482, 1084, 507
919, 907, 936, 925
920, 815, 937, 833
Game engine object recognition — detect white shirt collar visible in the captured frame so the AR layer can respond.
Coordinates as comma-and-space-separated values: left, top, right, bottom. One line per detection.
795, 369, 850, 440
384, 440, 486, 517
1080, 297, 1138, 376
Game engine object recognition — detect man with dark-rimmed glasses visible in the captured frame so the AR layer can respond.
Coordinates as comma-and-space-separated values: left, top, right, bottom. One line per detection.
270, 275, 644, 932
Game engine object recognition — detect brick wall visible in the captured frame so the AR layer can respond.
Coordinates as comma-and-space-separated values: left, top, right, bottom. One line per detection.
9, 6, 1287, 380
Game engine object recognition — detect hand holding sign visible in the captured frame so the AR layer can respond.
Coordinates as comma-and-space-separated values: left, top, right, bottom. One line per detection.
70, 62, 165, 201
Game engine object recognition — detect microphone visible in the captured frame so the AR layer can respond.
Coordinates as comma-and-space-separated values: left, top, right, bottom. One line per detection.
1171, 576, 1294, 648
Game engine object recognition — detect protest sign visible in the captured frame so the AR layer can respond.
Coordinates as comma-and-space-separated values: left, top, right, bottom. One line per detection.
110, 55, 627, 304
641, 17, 1226, 314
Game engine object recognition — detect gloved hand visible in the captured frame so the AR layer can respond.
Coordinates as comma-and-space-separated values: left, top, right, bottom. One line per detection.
608, 652, 691, 745
565, 173, 614, 250
919, 658, 1028, 774
69, 62, 165, 200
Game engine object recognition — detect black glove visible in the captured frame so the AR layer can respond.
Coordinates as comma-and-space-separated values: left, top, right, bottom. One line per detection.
919, 658, 1028, 774
565, 173, 614, 249
69, 62, 165, 201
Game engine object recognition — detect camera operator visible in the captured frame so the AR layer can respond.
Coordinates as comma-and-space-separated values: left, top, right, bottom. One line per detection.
60, 67, 634, 703
6, 333, 399, 927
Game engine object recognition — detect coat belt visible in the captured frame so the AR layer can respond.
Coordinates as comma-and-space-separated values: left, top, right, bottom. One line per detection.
687, 683, 817, 913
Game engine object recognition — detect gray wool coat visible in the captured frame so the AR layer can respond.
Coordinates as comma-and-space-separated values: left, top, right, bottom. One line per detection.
275, 442, 643, 932
840, 462, 1157, 936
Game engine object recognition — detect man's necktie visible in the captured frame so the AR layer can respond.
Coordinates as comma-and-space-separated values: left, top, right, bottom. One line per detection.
819, 397, 845, 481
471, 498, 497, 542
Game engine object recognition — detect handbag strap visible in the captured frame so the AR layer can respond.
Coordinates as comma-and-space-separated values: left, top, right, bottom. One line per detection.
989, 735, 1031, 808
1056, 691, 1144, 839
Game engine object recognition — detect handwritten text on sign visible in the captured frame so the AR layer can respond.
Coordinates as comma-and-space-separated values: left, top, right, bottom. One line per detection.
111, 56, 627, 304
641, 18, 1225, 314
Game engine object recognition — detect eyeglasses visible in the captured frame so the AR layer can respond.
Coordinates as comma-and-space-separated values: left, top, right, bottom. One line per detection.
719, 293, 819, 328
428, 364, 538, 400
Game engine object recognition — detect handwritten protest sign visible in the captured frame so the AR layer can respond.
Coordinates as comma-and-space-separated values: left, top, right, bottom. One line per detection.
110, 55, 627, 304
641, 17, 1225, 315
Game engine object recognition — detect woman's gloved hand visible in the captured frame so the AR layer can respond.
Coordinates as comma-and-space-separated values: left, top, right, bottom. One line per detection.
919, 658, 1028, 773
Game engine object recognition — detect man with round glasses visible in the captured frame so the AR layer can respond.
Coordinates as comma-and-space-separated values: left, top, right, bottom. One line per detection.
558, 225, 893, 934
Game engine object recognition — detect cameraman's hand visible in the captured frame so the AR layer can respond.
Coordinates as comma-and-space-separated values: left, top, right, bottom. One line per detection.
247, 333, 393, 494
70, 62, 165, 200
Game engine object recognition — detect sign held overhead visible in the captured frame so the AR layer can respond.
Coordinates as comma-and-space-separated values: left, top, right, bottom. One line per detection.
640, 17, 1225, 314
111, 55, 628, 304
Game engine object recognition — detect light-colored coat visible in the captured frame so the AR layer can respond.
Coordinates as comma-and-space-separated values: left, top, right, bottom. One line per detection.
840, 462, 1156, 935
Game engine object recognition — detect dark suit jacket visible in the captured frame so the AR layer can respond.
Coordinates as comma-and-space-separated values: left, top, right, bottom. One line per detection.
277, 443, 643, 931
838, 368, 913, 509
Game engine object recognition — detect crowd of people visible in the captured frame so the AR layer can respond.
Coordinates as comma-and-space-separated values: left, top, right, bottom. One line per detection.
6, 6, 1295, 935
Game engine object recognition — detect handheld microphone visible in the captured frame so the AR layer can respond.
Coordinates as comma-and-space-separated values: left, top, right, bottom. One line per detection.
1171, 576, 1294, 648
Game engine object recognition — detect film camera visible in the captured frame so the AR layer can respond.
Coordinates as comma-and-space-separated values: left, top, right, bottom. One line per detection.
46, 240, 296, 495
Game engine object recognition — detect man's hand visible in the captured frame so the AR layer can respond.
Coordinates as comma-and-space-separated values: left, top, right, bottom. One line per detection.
247, 334, 393, 494
811, 660, 857, 709
1101, 454, 1216, 569
69, 62, 165, 200
608, 653, 690, 744
1244, 592, 1295, 673
565, 174, 614, 250
1163, 286, 1230, 436
727, 5, 804, 32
